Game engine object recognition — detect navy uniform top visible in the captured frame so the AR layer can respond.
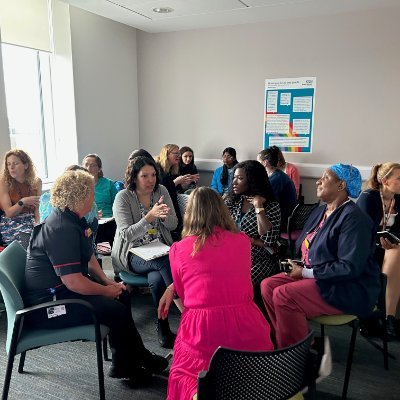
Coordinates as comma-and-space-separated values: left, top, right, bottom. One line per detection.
295, 201, 380, 318
24, 208, 93, 306
269, 169, 297, 228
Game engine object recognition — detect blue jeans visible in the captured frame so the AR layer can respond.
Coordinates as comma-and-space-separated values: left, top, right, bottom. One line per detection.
129, 254, 173, 308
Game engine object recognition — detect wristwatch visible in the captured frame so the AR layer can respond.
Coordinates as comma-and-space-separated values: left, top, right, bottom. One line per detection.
18, 200, 24, 207
255, 207, 265, 214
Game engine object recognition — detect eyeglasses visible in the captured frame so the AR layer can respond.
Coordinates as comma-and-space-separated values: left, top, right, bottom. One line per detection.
170, 152, 180, 156
222, 154, 234, 160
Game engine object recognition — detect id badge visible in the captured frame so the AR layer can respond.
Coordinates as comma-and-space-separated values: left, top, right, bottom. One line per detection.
47, 305, 66, 319
148, 228, 158, 235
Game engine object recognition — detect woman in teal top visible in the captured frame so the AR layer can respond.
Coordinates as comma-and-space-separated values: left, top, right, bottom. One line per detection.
83, 154, 118, 246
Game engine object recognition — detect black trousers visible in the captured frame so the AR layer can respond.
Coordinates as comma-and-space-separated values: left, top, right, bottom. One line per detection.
25, 289, 148, 370
95, 220, 117, 247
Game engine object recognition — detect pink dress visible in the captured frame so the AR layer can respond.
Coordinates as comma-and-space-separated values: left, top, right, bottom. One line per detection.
167, 228, 273, 400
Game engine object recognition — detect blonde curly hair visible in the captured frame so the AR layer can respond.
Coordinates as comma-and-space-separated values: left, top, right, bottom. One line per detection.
0, 149, 38, 189
156, 144, 179, 175
50, 170, 94, 212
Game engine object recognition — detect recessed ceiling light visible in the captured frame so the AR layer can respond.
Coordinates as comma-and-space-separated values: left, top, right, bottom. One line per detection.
153, 7, 174, 14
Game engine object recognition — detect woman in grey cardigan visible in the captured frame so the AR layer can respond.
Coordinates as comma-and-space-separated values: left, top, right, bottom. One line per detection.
112, 156, 180, 348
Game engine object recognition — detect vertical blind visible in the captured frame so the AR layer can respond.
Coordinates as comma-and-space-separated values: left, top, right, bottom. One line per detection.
0, 0, 51, 52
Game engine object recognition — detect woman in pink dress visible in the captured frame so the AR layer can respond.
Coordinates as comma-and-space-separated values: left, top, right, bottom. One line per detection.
158, 187, 274, 400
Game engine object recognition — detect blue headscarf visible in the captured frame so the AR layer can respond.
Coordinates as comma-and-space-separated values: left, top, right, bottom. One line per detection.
329, 164, 362, 198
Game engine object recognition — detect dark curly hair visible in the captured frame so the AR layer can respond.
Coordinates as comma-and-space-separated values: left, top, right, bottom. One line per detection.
128, 149, 154, 162
125, 156, 160, 192
228, 160, 275, 203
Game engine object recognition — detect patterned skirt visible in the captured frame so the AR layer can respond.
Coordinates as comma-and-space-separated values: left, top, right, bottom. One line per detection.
0, 213, 35, 245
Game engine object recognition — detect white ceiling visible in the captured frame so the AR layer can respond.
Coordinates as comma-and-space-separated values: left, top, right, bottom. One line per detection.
61, 0, 400, 33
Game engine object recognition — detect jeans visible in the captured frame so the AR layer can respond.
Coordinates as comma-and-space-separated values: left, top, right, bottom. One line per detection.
129, 253, 173, 308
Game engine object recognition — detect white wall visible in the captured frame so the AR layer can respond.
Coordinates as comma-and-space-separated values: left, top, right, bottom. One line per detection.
69, 6, 139, 181
0, 33, 11, 158
136, 7, 399, 169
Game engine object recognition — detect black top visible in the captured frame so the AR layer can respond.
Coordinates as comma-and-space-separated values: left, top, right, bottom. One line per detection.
357, 189, 400, 236
24, 208, 93, 306
156, 164, 183, 230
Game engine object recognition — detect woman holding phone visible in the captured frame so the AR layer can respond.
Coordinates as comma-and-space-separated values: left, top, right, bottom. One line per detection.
261, 164, 380, 348
357, 162, 400, 339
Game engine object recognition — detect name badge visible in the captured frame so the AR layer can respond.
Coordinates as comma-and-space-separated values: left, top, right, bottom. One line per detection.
47, 305, 66, 319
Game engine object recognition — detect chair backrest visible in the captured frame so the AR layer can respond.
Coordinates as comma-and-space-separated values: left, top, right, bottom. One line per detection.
288, 202, 319, 232
177, 193, 190, 217
197, 331, 314, 400
0, 241, 28, 352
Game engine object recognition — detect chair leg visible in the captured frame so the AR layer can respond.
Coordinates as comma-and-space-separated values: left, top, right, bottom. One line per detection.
2, 351, 16, 400
381, 316, 389, 370
342, 320, 359, 400
102, 337, 110, 361
96, 338, 106, 400
18, 351, 26, 373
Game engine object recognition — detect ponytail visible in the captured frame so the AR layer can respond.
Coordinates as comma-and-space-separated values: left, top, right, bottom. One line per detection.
367, 164, 382, 190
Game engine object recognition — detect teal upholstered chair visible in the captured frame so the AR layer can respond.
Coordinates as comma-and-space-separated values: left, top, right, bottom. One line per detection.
0, 241, 109, 400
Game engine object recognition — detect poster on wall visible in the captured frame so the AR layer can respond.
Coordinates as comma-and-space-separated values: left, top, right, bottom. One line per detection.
264, 77, 316, 153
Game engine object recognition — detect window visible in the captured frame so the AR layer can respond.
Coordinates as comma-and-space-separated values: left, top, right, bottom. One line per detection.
1, 43, 56, 181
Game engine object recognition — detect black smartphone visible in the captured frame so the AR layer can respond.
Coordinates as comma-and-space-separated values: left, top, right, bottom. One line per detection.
279, 259, 304, 273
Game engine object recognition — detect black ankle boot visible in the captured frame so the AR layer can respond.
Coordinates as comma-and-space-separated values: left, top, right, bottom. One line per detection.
157, 318, 176, 349
386, 315, 397, 340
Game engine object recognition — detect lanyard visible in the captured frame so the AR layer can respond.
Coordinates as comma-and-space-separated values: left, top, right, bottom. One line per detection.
380, 189, 394, 231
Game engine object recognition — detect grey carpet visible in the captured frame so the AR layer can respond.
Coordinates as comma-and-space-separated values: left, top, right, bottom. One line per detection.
0, 292, 399, 399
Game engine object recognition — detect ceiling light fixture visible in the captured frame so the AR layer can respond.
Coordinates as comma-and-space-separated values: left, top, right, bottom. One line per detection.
153, 7, 174, 13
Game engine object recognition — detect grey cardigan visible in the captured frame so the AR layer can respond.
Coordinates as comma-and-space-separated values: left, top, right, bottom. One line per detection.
111, 185, 178, 274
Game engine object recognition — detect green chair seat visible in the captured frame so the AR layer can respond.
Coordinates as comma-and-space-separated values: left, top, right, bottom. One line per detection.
312, 314, 357, 326
15, 324, 109, 355
119, 270, 148, 286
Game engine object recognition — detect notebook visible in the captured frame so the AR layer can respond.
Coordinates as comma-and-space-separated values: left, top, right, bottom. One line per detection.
129, 240, 170, 261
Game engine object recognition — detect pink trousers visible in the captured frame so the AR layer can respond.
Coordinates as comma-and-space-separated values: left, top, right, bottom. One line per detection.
260, 273, 342, 348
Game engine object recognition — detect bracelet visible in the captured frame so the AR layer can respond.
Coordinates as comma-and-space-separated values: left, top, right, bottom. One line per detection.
166, 284, 175, 293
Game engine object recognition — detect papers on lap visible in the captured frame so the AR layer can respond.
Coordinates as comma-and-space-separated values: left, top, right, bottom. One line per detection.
98, 217, 115, 225
376, 231, 400, 245
129, 240, 170, 261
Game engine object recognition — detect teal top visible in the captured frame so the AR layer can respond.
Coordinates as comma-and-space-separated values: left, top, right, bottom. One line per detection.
39, 191, 98, 223
95, 177, 118, 218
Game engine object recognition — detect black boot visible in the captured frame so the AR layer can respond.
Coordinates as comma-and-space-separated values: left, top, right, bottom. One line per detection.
157, 318, 176, 349
386, 315, 398, 340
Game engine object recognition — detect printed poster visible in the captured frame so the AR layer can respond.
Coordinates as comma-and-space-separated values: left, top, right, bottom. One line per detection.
264, 77, 316, 153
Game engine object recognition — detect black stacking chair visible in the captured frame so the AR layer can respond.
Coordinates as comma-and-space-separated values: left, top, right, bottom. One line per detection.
197, 331, 316, 400
280, 202, 319, 258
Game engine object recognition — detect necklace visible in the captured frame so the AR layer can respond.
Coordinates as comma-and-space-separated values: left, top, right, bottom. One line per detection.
380, 189, 394, 230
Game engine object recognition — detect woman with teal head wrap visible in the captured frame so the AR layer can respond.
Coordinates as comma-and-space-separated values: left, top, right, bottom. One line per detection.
260, 163, 380, 349
329, 164, 362, 199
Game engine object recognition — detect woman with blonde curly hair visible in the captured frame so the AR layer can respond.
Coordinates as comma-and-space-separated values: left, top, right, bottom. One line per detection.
156, 144, 191, 240
24, 170, 168, 383
158, 187, 273, 400
357, 162, 400, 339
0, 149, 41, 245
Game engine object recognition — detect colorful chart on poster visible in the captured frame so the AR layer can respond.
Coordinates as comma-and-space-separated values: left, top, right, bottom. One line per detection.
264, 77, 316, 153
